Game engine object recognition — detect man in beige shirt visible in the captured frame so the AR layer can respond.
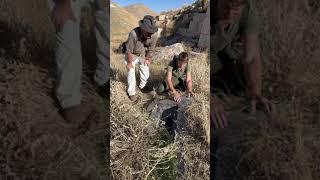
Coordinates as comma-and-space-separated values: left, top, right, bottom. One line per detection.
124, 15, 159, 101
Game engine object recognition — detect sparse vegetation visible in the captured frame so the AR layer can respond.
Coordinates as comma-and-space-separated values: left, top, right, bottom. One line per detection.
213, 0, 320, 179
0, 0, 108, 179
0, 0, 319, 179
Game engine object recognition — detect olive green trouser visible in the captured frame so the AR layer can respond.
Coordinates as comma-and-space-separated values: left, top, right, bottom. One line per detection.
157, 77, 187, 93
48, 0, 109, 108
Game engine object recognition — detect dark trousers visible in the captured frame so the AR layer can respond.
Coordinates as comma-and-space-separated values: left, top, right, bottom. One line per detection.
211, 52, 247, 96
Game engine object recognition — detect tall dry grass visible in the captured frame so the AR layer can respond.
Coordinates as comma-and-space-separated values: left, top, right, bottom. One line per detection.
0, 0, 55, 51
110, 46, 210, 179
0, 0, 108, 178
110, 1, 210, 178
219, 0, 320, 179
0, 0, 96, 63
257, 0, 320, 98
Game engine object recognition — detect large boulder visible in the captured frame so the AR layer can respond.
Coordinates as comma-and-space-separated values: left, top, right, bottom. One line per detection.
147, 97, 193, 136
152, 43, 185, 62
198, 1, 210, 49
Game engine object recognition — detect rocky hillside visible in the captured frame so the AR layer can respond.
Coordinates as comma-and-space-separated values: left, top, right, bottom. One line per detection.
124, 3, 158, 20
110, 2, 138, 45
155, 0, 210, 49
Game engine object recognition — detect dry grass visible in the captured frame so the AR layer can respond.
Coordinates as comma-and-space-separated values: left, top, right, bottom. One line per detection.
257, 0, 320, 98
110, 81, 178, 179
0, 0, 55, 45
110, 45, 210, 179
110, 1, 210, 178
0, 0, 109, 179
0, 60, 108, 178
0, 0, 96, 63
214, 0, 320, 179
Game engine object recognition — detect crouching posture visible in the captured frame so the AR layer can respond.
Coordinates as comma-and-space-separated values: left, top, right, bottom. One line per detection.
157, 52, 195, 103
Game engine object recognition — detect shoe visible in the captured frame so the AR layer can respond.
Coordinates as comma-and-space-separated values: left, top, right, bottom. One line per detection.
129, 95, 141, 104
129, 95, 138, 101
97, 80, 109, 99
139, 84, 153, 93
61, 105, 85, 125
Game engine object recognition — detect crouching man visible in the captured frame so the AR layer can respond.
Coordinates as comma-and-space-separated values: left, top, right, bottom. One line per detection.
157, 52, 195, 103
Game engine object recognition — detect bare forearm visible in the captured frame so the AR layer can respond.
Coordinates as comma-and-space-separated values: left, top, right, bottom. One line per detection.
245, 56, 262, 97
243, 34, 262, 97
127, 52, 133, 64
187, 80, 192, 92
146, 50, 152, 61
167, 78, 176, 93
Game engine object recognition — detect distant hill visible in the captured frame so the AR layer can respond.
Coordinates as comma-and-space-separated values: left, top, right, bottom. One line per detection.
124, 3, 158, 20
110, 2, 138, 45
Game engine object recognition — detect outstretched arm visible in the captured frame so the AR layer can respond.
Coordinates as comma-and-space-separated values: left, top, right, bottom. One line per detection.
243, 34, 272, 113
243, 34, 261, 97
186, 72, 194, 97
167, 71, 181, 102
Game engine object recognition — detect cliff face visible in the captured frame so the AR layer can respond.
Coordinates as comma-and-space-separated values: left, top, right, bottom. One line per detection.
155, 0, 210, 49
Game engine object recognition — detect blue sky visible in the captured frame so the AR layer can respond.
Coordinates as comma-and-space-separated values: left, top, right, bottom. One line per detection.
112, 0, 195, 13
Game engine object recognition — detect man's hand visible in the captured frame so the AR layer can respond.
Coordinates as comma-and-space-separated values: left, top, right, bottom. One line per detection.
211, 95, 227, 128
188, 91, 195, 97
249, 94, 273, 114
126, 62, 133, 70
144, 59, 151, 66
173, 91, 181, 103
53, 0, 75, 31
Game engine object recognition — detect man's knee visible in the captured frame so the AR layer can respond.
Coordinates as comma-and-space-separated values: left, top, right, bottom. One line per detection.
156, 82, 166, 93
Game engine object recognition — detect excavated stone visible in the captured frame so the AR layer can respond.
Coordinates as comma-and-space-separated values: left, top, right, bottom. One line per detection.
147, 97, 193, 133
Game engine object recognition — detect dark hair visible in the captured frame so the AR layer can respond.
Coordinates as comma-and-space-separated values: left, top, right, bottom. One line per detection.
178, 52, 188, 62
212, 0, 246, 20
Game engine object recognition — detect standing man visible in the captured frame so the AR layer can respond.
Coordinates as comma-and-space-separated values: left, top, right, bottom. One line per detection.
125, 15, 159, 101
48, 0, 109, 122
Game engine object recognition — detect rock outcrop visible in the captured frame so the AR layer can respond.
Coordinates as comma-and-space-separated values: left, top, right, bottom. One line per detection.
151, 43, 185, 62
155, 0, 210, 49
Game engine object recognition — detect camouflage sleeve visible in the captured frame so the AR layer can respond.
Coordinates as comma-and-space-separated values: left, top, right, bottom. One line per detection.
211, 24, 233, 54
243, 1, 260, 35
125, 30, 137, 53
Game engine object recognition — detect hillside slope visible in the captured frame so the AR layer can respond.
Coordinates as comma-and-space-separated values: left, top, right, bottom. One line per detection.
124, 3, 158, 20
110, 2, 138, 46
